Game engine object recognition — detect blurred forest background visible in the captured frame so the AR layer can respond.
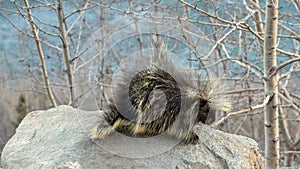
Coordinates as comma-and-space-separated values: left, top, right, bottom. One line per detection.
0, 0, 299, 167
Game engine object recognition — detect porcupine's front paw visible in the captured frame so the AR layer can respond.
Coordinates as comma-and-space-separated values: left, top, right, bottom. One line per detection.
183, 131, 199, 145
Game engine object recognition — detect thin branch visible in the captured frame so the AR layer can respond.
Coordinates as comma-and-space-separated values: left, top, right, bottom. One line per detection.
268, 58, 300, 78
278, 92, 300, 115
56, 0, 75, 106
281, 151, 300, 154
178, 0, 235, 25
224, 88, 263, 95
244, 23, 300, 58
22, 0, 57, 107
0, 10, 62, 51
212, 94, 272, 127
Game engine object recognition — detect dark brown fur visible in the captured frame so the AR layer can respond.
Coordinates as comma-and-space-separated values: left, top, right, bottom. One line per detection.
92, 68, 220, 143
90, 55, 231, 144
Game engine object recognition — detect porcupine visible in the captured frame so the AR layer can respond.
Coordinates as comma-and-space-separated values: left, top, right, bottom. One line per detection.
90, 45, 231, 144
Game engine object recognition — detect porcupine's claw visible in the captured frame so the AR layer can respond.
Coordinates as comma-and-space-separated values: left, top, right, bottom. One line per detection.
183, 131, 199, 144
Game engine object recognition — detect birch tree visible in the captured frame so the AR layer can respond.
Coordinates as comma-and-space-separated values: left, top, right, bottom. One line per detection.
263, 0, 280, 168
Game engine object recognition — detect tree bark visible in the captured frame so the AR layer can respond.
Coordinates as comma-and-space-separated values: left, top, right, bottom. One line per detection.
56, 0, 75, 106
263, 0, 280, 168
252, 0, 264, 36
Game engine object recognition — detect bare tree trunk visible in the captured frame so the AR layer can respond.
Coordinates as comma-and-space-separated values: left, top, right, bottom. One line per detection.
264, 0, 280, 168
278, 101, 294, 167
251, 0, 264, 57
252, 0, 264, 36
23, 0, 57, 107
56, 0, 75, 106
99, 0, 105, 108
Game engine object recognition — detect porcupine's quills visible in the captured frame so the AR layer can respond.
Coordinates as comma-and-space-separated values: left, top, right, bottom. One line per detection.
90, 41, 231, 144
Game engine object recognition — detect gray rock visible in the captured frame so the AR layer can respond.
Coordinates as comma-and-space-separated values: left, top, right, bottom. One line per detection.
1, 105, 264, 169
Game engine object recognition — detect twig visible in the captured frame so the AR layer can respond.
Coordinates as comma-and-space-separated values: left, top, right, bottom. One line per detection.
178, 0, 234, 25
281, 151, 300, 154
23, 0, 57, 107
244, 23, 300, 58
212, 94, 272, 127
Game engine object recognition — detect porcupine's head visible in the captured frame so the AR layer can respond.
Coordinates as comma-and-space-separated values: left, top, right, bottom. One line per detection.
184, 77, 232, 124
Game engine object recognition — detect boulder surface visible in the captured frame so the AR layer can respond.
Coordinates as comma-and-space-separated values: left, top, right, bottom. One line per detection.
1, 105, 264, 169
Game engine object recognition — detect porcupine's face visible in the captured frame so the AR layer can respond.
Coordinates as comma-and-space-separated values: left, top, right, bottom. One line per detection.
185, 87, 210, 124
197, 98, 210, 124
